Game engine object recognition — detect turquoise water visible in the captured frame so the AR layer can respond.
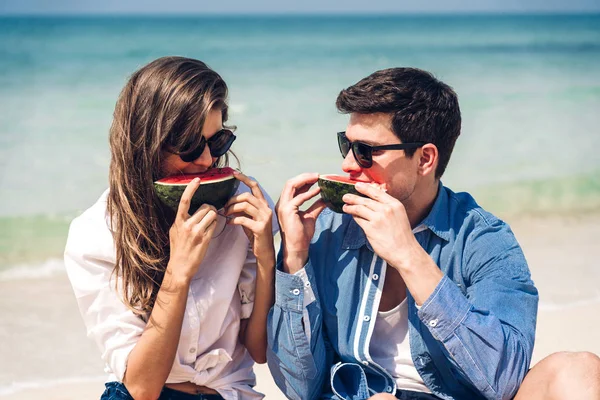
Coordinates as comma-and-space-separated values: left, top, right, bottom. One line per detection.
1, 14, 600, 270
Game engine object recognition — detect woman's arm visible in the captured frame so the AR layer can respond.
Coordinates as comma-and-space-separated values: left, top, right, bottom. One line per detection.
122, 268, 192, 400
122, 179, 218, 399
225, 172, 276, 363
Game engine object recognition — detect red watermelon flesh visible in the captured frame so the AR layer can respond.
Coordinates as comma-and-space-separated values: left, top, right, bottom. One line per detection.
154, 167, 240, 213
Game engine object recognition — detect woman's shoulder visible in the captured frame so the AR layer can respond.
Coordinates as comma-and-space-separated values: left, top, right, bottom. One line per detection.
69, 189, 112, 231
65, 189, 115, 263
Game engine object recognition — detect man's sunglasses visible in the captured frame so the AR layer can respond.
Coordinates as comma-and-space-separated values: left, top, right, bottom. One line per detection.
337, 131, 426, 169
178, 129, 236, 163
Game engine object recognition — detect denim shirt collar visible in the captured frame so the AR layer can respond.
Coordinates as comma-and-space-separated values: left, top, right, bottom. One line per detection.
419, 182, 451, 242
342, 182, 450, 250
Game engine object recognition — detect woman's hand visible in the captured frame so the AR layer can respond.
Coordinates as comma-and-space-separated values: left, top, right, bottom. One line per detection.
224, 172, 274, 265
168, 178, 218, 281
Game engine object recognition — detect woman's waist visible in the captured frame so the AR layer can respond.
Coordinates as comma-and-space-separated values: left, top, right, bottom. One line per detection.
165, 382, 220, 396
167, 344, 255, 386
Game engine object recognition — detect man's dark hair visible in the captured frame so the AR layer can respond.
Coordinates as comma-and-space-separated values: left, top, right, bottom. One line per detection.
336, 67, 461, 178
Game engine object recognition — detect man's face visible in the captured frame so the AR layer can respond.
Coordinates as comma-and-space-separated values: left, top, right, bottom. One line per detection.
342, 112, 421, 204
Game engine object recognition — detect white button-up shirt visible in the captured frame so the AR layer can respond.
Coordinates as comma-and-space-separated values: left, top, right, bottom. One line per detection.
64, 183, 277, 400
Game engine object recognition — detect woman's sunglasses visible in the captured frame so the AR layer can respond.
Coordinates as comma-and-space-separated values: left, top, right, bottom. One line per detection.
178, 129, 236, 163
337, 131, 426, 169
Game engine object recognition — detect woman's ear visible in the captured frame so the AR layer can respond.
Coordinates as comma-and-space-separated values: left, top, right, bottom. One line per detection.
418, 143, 438, 178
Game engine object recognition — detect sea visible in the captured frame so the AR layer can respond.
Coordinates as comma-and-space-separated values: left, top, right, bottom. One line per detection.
0, 13, 599, 395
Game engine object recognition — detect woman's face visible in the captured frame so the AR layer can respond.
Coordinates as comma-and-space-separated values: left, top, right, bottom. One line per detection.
160, 109, 223, 177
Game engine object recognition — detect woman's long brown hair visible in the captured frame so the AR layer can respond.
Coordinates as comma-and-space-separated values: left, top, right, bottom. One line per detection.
107, 56, 232, 316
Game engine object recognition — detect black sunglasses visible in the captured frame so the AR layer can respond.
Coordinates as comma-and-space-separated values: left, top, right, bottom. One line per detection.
337, 131, 426, 168
178, 129, 236, 163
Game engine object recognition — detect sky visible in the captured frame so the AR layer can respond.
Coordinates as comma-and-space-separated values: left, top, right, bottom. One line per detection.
1, 0, 600, 15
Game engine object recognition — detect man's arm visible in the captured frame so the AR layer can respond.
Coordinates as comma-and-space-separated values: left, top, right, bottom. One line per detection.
343, 183, 537, 400
416, 223, 538, 400
266, 259, 333, 400
266, 173, 331, 399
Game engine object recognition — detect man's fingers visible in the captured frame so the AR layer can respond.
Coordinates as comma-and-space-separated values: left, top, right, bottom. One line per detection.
305, 198, 327, 219
343, 203, 376, 221
342, 193, 379, 211
293, 186, 321, 207
353, 182, 392, 203
350, 214, 369, 231
280, 173, 320, 202
176, 178, 201, 219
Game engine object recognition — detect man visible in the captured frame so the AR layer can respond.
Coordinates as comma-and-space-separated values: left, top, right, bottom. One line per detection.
266, 67, 600, 400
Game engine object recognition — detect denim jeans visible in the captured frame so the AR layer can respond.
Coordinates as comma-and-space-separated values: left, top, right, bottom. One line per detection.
395, 389, 440, 399
100, 382, 224, 400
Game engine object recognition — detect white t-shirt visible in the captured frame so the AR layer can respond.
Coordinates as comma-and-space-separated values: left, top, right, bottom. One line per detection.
64, 183, 277, 400
369, 298, 432, 394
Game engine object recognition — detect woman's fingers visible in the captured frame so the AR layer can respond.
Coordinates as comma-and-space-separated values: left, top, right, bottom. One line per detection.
194, 206, 218, 234
176, 178, 201, 219
187, 203, 217, 226
227, 215, 258, 233
226, 192, 262, 213
233, 171, 265, 201
225, 201, 259, 219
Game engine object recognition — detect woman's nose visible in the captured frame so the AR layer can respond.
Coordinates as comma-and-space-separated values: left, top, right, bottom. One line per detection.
191, 145, 214, 168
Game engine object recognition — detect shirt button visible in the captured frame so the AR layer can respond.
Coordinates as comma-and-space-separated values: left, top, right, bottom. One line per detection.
372, 274, 379, 281
304, 281, 311, 288
292, 289, 300, 295
189, 347, 196, 353
363, 315, 371, 322
428, 319, 438, 327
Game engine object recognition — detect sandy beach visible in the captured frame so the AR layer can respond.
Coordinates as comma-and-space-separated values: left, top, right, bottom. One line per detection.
1, 212, 599, 399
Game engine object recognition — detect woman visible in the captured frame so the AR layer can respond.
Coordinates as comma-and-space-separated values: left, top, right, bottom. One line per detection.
64, 56, 278, 400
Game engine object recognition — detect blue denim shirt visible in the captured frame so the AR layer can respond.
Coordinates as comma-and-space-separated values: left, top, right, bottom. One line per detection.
266, 185, 538, 400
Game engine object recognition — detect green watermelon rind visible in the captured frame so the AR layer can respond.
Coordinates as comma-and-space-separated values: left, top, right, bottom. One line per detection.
154, 171, 240, 214
317, 175, 368, 214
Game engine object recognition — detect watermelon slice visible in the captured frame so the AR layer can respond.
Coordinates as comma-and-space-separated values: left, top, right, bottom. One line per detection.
154, 167, 240, 214
317, 174, 370, 214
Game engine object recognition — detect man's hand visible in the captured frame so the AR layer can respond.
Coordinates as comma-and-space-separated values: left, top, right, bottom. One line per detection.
276, 173, 326, 274
342, 182, 423, 270
342, 182, 443, 305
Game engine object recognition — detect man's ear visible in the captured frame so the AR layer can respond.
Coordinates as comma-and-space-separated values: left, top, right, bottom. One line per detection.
418, 143, 438, 177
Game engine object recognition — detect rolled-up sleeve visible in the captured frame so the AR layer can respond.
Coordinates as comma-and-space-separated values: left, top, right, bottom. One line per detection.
418, 221, 538, 400
267, 259, 331, 400
238, 248, 257, 320
63, 215, 146, 381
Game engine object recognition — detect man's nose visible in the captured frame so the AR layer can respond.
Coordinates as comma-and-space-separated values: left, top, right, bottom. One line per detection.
341, 150, 362, 174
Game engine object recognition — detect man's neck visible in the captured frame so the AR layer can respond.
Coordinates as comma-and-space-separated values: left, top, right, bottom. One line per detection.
404, 180, 440, 229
